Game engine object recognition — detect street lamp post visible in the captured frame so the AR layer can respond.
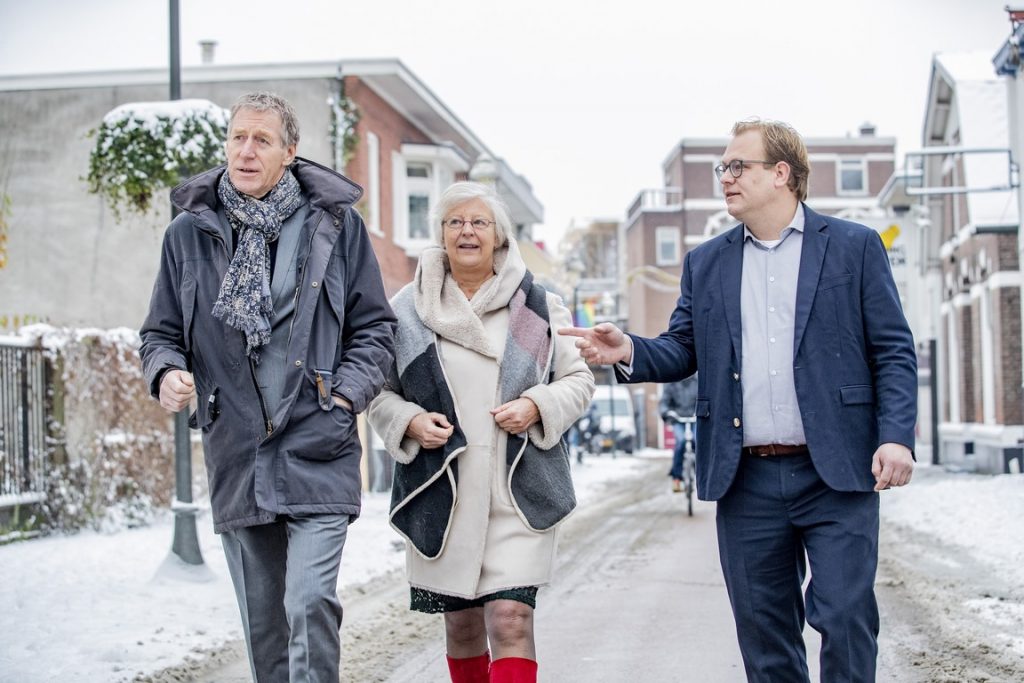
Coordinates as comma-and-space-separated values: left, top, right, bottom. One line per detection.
167, 0, 203, 566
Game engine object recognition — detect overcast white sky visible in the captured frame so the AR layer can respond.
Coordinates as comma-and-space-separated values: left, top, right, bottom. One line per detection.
0, 0, 1015, 245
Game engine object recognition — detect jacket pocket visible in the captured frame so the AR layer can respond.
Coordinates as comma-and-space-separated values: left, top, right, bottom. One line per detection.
284, 370, 356, 462
311, 369, 335, 411
289, 407, 356, 461
819, 272, 852, 290
188, 386, 220, 431
840, 384, 874, 405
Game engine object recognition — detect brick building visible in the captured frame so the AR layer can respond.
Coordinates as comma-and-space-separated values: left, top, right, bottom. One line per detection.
916, 51, 1022, 473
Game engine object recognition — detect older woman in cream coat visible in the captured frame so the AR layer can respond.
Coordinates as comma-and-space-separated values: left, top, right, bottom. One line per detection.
368, 182, 593, 683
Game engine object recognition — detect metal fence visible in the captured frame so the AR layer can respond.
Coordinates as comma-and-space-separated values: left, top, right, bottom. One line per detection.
0, 341, 49, 505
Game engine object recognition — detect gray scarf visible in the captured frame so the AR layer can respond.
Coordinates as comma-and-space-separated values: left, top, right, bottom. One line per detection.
212, 169, 303, 360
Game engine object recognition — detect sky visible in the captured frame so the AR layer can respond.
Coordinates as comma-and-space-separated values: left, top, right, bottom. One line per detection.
0, 0, 1016, 245
2, 450, 1023, 681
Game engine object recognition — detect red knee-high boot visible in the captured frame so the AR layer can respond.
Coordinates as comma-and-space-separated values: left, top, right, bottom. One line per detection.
446, 652, 491, 683
489, 657, 538, 683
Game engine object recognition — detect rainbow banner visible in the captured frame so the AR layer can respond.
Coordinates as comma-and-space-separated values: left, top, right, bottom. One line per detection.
575, 299, 597, 327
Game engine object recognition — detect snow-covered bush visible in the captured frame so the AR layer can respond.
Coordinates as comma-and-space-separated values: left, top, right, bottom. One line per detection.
85, 99, 228, 220
11, 326, 184, 535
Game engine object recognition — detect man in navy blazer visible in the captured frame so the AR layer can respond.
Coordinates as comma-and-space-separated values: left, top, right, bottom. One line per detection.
562, 119, 917, 682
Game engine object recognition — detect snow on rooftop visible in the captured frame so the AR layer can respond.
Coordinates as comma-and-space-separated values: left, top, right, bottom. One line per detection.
933, 51, 1018, 227
934, 50, 1003, 84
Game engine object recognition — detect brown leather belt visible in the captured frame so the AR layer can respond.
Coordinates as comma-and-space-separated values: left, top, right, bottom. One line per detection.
742, 444, 809, 457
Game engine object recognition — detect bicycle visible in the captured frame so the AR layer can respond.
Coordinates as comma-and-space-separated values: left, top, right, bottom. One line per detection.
666, 411, 697, 516
679, 417, 696, 516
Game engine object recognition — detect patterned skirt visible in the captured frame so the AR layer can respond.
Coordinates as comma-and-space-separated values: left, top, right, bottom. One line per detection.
410, 586, 539, 614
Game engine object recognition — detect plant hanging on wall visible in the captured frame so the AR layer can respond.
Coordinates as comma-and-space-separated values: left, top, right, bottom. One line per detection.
328, 78, 361, 171
85, 99, 228, 220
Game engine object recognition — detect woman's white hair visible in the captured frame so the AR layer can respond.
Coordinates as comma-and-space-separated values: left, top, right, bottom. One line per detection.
430, 181, 513, 248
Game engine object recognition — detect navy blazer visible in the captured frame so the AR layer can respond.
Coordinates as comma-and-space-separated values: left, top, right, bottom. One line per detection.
625, 205, 917, 500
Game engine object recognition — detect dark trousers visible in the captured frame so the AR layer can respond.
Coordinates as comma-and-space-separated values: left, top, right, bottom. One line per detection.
716, 453, 879, 683
668, 422, 696, 480
221, 513, 350, 683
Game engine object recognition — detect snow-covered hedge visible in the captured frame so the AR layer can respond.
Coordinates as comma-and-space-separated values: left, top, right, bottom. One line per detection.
85, 99, 228, 220
8, 325, 183, 535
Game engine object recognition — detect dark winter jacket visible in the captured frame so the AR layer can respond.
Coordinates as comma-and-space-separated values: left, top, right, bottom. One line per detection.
139, 158, 397, 532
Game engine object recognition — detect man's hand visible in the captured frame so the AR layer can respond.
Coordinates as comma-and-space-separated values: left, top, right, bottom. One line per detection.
159, 369, 195, 413
558, 322, 631, 366
871, 442, 914, 491
407, 412, 454, 449
332, 395, 353, 411
491, 398, 540, 436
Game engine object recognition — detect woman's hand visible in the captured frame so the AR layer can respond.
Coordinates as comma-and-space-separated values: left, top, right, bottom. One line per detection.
406, 412, 454, 449
491, 398, 540, 435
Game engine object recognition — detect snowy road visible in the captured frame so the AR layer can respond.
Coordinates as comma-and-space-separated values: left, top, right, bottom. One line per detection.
874, 468, 1024, 682
155, 459, 1024, 683
195, 458, 783, 682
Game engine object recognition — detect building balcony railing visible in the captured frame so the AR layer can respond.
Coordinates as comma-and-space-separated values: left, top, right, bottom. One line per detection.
626, 187, 683, 225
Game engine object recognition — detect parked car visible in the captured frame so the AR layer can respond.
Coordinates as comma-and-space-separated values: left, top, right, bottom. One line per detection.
587, 384, 637, 455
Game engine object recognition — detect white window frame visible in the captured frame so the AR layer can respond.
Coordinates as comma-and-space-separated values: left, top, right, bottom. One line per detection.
406, 163, 433, 242
365, 131, 381, 236
391, 143, 469, 255
837, 157, 868, 196
655, 226, 681, 266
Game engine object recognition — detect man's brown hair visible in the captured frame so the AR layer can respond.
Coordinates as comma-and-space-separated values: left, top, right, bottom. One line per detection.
731, 118, 810, 201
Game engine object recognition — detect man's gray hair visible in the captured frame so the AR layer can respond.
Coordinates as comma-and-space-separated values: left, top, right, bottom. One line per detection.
230, 91, 300, 148
431, 181, 512, 248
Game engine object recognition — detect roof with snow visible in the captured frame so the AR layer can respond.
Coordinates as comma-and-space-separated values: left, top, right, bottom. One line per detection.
921, 51, 1018, 229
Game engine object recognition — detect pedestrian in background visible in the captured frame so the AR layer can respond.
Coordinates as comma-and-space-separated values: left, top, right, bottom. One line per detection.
368, 182, 594, 683
140, 91, 396, 681
561, 118, 917, 682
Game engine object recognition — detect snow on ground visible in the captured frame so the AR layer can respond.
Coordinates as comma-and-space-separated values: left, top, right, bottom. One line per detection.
0, 450, 653, 683
881, 462, 1024, 586
2, 454, 1021, 683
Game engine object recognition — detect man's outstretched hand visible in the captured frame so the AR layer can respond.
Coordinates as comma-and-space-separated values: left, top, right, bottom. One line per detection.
558, 322, 632, 366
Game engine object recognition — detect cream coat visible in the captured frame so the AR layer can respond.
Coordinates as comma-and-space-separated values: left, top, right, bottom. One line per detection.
368, 240, 594, 598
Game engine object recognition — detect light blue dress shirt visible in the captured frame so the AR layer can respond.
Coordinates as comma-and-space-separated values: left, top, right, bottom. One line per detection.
739, 205, 806, 447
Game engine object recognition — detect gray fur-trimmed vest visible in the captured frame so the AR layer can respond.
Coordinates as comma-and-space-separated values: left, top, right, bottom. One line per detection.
388, 271, 576, 559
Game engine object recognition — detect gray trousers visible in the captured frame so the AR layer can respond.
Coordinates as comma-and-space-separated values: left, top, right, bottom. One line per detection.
221, 514, 350, 683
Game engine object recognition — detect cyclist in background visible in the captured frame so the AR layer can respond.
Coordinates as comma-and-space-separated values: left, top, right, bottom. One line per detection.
659, 374, 698, 492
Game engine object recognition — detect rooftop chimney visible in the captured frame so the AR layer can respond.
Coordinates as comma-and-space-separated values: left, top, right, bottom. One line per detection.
859, 121, 876, 137
199, 40, 218, 65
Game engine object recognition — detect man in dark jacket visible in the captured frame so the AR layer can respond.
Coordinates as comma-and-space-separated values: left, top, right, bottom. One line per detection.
659, 374, 698, 491
139, 91, 396, 682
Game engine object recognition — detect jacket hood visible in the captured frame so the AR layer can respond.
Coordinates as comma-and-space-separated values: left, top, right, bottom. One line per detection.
171, 156, 363, 218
